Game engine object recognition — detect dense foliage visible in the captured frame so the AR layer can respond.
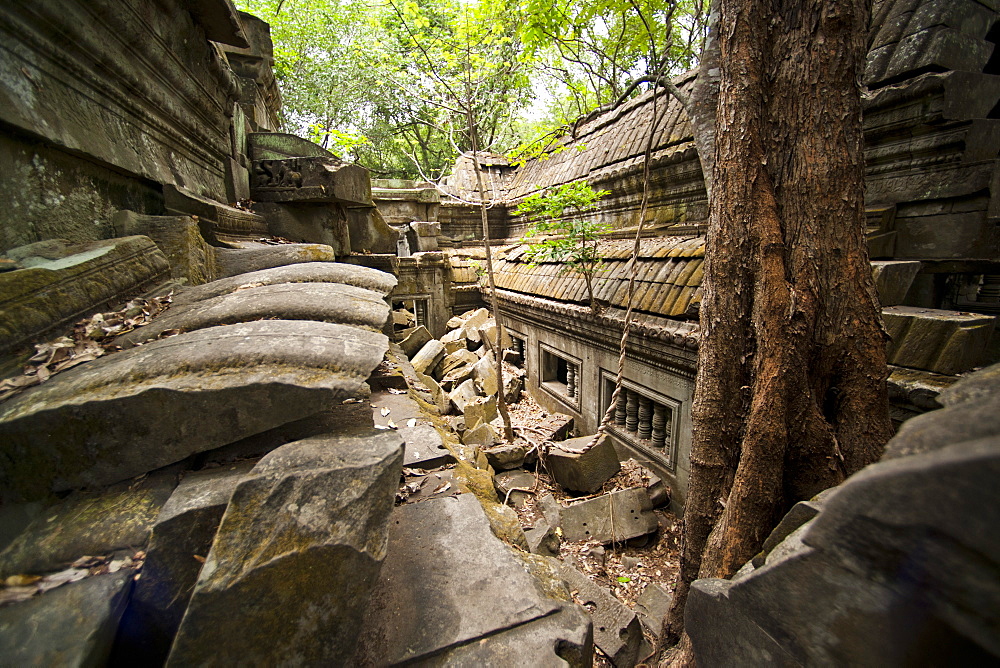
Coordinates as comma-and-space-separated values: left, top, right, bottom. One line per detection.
236, 0, 707, 179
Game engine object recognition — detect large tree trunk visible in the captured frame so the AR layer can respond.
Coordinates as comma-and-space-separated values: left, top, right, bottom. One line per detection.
662, 0, 893, 655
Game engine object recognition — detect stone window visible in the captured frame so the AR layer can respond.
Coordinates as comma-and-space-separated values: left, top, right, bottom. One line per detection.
506, 330, 527, 370
392, 297, 428, 329
601, 374, 679, 471
539, 343, 580, 407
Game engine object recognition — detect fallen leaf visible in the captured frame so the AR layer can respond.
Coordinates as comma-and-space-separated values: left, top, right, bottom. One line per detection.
0, 586, 38, 606
71, 555, 107, 569
4, 574, 41, 587
386, 420, 398, 429
388, 388, 406, 394
406, 418, 417, 428
380, 407, 391, 417
431, 481, 452, 495
193, 555, 206, 564
342, 398, 362, 404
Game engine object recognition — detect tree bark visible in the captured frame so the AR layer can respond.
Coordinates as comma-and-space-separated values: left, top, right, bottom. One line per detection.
662, 0, 892, 655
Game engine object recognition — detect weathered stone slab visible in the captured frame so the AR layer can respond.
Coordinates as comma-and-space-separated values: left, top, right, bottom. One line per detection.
370, 390, 454, 468
548, 435, 622, 493
114, 461, 254, 664
473, 353, 500, 396
0, 320, 388, 501
167, 431, 404, 665
171, 261, 396, 307
213, 242, 337, 277
249, 132, 336, 161
870, 260, 921, 306
112, 211, 217, 285
0, 236, 170, 356
441, 361, 476, 390
399, 325, 432, 357
352, 494, 565, 665
449, 378, 480, 414
0, 471, 176, 577
115, 282, 390, 346
635, 583, 673, 637
560, 487, 659, 544
0, 571, 132, 666
494, 469, 537, 508
525, 523, 561, 557
882, 305, 996, 374
415, 371, 452, 415
164, 185, 269, 246
251, 157, 372, 205
410, 338, 446, 375
554, 561, 642, 667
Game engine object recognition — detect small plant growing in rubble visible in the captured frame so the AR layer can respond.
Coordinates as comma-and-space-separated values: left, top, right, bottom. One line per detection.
515, 180, 611, 313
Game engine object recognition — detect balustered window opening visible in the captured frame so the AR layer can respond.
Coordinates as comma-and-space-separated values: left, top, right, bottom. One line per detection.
602, 374, 679, 470
391, 297, 429, 333
539, 343, 581, 407
506, 331, 527, 370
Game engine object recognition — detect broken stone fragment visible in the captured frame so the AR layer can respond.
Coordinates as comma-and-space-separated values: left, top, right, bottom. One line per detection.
493, 469, 536, 508
166, 430, 404, 666
463, 394, 498, 430
410, 338, 446, 375
213, 242, 337, 278
462, 422, 496, 448
353, 494, 586, 665
114, 462, 255, 664
525, 523, 561, 557
0, 471, 176, 577
0, 236, 170, 357
112, 211, 217, 285
473, 353, 499, 396
634, 583, 673, 638
553, 561, 642, 667
559, 487, 659, 544
0, 320, 388, 501
399, 325, 432, 357
870, 260, 921, 306
439, 348, 479, 378
546, 435, 621, 493
442, 338, 468, 355
0, 570, 132, 666
882, 305, 996, 375
448, 377, 480, 413
115, 282, 391, 347
484, 440, 533, 471
169, 261, 397, 307
415, 371, 452, 415
441, 361, 476, 391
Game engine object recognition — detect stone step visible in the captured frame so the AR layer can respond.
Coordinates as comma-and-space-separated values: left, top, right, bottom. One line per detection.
0, 237, 169, 357
213, 242, 337, 277
0, 320, 388, 501
114, 282, 390, 347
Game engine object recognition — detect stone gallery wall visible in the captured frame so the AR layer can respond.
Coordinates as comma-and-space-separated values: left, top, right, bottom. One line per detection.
0, 0, 274, 252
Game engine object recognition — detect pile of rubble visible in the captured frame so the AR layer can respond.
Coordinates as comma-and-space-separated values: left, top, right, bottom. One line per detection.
394, 307, 528, 449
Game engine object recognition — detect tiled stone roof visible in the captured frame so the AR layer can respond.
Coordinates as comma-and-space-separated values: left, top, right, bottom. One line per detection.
493, 236, 704, 319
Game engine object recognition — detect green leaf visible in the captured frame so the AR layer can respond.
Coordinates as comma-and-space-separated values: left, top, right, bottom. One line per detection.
617, 576, 631, 583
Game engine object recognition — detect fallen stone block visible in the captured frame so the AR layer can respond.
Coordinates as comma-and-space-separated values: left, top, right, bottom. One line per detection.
416, 371, 452, 415
547, 435, 621, 493
494, 469, 536, 508
464, 394, 498, 429
473, 354, 500, 396
170, 261, 396, 307
635, 583, 673, 637
112, 211, 217, 285
0, 571, 132, 666
353, 494, 588, 665
251, 201, 351, 254
504, 368, 525, 403
559, 487, 659, 544
462, 422, 496, 448
166, 431, 404, 665
251, 157, 372, 206
214, 243, 337, 278
882, 305, 996, 375
525, 523, 561, 558
449, 378, 480, 413
554, 561, 642, 667
115, 282, 391, 346
439, 348, 479, 378
399, 325, 432, 357
114, 462, 254, 664
0, 320, 388, 501
0, 472, 176, 577
0, 236, 170, 357
870, 260, 921, 306
410, 338, 446, 375
441, 361, 476, 391
443, 338, 468, 354
484, 440, 533, 470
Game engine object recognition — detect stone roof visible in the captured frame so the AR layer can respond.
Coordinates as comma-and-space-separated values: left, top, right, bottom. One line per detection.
493, 236, 704, 319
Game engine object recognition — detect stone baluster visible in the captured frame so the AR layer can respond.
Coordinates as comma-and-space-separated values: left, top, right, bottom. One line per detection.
652, 403, 667, 449
626, 390, 638, 433
615, 391, 627, 426
566, 363, 576, 399
415, 300, 427, 327
638, 396, 652, 440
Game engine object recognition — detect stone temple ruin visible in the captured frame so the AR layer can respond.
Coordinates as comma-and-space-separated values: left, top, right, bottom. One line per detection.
0, 0, 998, 665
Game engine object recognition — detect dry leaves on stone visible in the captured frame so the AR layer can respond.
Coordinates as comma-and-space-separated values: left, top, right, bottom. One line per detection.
0, 294, 173, 403
0, 551, 145, 607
